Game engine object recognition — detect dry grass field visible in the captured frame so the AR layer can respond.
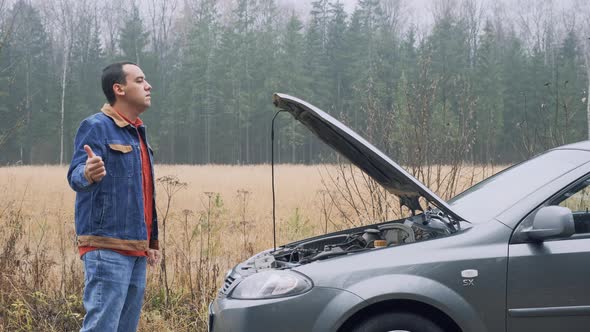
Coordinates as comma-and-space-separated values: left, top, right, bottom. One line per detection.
0, 163, 503, 331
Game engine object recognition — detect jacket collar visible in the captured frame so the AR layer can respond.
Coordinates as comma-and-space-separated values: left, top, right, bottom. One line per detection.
101, 103, 129, 128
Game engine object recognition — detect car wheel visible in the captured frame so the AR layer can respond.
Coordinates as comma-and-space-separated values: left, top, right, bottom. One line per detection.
351, 312, 444, 332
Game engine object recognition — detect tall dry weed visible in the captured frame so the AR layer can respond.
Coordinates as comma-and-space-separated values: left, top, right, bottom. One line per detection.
0, 164, 502, 331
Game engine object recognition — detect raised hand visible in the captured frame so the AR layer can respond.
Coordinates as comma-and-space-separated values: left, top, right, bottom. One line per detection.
84, 145, 106, 183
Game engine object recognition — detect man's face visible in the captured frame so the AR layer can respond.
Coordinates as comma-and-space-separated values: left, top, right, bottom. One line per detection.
119, 64, 152, 111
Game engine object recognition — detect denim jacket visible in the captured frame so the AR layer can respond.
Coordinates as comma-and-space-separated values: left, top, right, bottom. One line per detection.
67, 104, 158, 251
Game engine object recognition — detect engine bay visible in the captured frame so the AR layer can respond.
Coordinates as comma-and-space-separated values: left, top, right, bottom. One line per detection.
236, 209, 459, 274
271, 221, 416, 265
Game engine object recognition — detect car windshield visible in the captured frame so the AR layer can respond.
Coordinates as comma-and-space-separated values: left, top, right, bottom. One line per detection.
448, 149, 590, 223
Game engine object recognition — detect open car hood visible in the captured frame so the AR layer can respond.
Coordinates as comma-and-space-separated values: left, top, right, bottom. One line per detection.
272, 93, 464, 223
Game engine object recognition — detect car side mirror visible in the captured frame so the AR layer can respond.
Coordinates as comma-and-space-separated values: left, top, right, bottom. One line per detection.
523, 206, 575, 242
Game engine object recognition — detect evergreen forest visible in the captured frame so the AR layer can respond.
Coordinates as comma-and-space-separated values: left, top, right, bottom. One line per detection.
0, 0, 589, 166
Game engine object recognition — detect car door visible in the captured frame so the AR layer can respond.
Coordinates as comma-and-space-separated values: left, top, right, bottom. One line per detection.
506, 176, 590, 332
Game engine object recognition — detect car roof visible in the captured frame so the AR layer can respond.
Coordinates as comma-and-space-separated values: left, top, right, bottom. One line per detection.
553, 140, 590, 151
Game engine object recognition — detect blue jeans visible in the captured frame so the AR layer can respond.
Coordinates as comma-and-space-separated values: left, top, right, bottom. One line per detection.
81, 249, 147, 332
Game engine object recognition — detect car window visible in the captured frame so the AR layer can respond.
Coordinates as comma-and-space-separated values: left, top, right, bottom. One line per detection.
553, 178, 590, 235
448, 149, 590, 223
512, 174, 590, 243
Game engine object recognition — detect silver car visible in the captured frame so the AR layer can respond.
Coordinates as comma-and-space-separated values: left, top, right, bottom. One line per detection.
209, 94, 590, 332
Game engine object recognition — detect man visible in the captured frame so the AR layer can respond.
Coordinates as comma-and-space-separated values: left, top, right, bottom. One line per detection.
67, 62, 161, 332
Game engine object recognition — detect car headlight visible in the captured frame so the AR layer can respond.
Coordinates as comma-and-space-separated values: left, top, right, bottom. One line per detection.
230, 270, 313, 300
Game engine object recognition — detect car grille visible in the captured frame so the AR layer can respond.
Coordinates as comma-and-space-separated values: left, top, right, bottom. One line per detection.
219, 272, 239, 295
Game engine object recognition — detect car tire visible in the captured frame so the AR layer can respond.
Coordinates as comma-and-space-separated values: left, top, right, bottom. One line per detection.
351, 311, 444, 332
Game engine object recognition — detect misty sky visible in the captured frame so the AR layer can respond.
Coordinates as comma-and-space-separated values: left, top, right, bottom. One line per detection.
278, 0, 578, 14
278, 0, 427, 19
275, 0, 437, 37
276, 0, 582, 41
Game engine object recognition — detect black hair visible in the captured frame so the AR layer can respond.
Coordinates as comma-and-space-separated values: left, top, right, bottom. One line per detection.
101, 61, 137, 105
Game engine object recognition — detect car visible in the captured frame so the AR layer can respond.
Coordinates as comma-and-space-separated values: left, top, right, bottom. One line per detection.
208, 93, 590, 332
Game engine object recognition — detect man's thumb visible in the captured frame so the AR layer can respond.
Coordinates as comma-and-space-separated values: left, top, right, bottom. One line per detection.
84, 145, 95, 158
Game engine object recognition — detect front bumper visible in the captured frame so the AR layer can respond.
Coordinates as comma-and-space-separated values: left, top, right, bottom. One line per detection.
209, 286, 364, 332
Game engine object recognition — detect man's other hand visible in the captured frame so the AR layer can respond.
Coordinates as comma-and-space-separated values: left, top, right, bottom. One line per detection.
84, 145, 106, 184
148, 249, 161, 267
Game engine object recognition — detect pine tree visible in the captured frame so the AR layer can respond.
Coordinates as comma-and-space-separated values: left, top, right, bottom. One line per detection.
500, 30, 533, 160
327, 1, 348, 114
557, 30, 584, 143
215, 26, 242, 163
119, 4, 150, 64
232, 0, 256, 163
4, 1, 51, 164
251, 0, 281, 163
277, 12, 308, 163
305, 0, 331, 106
473, 20, 503, 163
185, 0, 220, 164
